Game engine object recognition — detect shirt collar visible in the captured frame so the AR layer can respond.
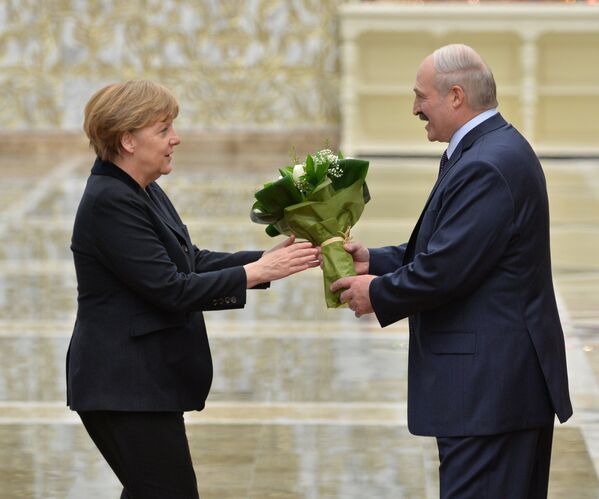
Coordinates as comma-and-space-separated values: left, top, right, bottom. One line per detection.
447, 108, 498, 159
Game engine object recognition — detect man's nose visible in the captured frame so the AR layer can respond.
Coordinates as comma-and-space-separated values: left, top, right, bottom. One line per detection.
412, 101, 419, 116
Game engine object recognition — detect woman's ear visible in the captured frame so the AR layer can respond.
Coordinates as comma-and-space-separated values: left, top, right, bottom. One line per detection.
120, 132, 136, 154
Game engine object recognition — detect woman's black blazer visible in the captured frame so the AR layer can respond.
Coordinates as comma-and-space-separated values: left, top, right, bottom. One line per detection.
67, 158, 263, 411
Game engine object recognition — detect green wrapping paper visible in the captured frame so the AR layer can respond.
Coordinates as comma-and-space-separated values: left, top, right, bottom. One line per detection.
250, 154, 370, 308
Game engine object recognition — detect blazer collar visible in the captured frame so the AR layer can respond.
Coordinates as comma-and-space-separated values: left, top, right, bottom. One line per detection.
91, 157, 142, 193
439, 113, 508, 181
90, 158, 189, 244
453, 113, 506, 158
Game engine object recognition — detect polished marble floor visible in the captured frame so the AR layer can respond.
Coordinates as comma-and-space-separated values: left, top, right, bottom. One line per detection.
0, 146, 598, 498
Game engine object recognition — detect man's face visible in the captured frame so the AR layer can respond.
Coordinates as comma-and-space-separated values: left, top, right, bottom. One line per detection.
412, 56, 455, 143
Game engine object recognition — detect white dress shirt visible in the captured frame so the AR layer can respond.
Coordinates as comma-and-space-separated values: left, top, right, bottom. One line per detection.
446, 108, 498, 160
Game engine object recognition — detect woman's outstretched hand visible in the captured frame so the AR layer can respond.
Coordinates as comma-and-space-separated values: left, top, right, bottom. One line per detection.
244, 235, 320, 288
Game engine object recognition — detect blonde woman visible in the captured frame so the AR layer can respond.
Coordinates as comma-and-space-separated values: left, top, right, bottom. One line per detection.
67, 80, 318, 498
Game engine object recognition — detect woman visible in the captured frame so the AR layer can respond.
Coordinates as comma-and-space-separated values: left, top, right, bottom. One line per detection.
67, 80, 319, 499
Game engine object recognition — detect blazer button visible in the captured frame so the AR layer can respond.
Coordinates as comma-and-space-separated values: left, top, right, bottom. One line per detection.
231, 296, 237, 304
212, 299, 218, 306
182, 245, 189, 253
225, 297, 230, 304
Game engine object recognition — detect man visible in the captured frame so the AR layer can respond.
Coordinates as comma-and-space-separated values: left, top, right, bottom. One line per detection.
331, 44, 572, 498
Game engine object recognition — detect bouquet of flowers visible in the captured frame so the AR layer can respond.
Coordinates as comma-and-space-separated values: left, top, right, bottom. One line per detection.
250, 148, 370, 308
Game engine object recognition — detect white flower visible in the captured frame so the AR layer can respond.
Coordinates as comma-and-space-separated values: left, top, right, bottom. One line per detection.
315, 149, 338, 167
292, 163, 306, 183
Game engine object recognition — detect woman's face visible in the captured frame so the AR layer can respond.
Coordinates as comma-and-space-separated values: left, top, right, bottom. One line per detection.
130, 119, 180, 185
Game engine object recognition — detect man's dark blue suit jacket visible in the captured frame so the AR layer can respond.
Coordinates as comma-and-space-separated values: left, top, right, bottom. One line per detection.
67, 159, 263, 412
369, 113, 573, 437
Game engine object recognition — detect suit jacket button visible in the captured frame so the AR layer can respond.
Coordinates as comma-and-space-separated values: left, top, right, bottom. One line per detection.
182, 245, 189, 253
231, 296, 237, 304
225, 297, 230, 304
212, 299, 217, 306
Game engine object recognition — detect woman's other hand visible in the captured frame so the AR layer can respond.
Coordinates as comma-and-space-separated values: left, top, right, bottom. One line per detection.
244, 237, 320, 288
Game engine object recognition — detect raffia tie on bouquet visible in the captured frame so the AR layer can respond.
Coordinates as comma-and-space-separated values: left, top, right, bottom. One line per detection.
320, 228, 352, 248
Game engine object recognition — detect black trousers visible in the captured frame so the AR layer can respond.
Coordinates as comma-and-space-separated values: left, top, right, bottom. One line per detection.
436, 425, 554, 499
78, 411, 200, 499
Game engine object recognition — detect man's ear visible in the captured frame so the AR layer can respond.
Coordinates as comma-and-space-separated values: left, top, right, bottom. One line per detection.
120, 132, 136, 154
450, 85, 466, 109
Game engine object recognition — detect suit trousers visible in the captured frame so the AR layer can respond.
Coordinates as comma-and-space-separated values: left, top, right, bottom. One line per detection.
78, 411, 200, 499
436, 425, 554, 499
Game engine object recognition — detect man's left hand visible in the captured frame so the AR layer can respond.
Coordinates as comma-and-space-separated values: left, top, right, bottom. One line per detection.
331, 275, 376, 317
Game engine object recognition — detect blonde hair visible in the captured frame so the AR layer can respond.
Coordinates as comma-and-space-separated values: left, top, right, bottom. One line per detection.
432, 44, 498, 111
83, 80, 179, 161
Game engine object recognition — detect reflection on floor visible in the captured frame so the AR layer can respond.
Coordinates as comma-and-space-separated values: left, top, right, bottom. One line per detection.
1, 149, 598, 498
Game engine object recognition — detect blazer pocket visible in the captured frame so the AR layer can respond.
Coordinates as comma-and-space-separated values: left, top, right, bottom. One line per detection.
427, 331, 476, 354
130, 311, 187, 337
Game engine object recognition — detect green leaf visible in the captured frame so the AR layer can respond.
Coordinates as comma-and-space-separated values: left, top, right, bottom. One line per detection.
330, 158, 369, 190
279, 166, 293, 178
265, 225, 281, 237
305, 155, 316, 184
254, 175, 303, 215
315, 159, 329, 183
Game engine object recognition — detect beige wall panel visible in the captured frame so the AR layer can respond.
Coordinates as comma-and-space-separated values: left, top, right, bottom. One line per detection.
358, 33, 432, 86
536, 96, 599, 145
357, 95, 424, 144
538, 34, 599, 86
496, 96, 523, 134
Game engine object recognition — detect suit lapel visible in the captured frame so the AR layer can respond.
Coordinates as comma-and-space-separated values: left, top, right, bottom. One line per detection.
402, 113, 508, 265
142, 185, 188, 241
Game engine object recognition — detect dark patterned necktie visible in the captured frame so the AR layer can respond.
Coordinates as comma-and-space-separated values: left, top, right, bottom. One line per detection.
438, 150, 449, 178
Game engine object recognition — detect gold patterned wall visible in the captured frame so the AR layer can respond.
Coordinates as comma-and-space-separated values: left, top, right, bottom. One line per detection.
0, 0, 346, 130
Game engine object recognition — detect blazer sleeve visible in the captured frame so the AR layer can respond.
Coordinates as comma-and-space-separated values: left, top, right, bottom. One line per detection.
193, 247, 270, 290
89, 189, 249, 313
369, 244, 408, 276
193, 247, 261, 272
370, 161, 515, 327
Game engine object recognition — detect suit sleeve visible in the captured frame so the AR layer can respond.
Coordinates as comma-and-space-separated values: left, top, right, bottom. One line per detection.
90, 190, 249, 313
370, 161, 515, 327
193, 247, 261, 272
193, 247, 270, 290
369, 244, 408, 276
